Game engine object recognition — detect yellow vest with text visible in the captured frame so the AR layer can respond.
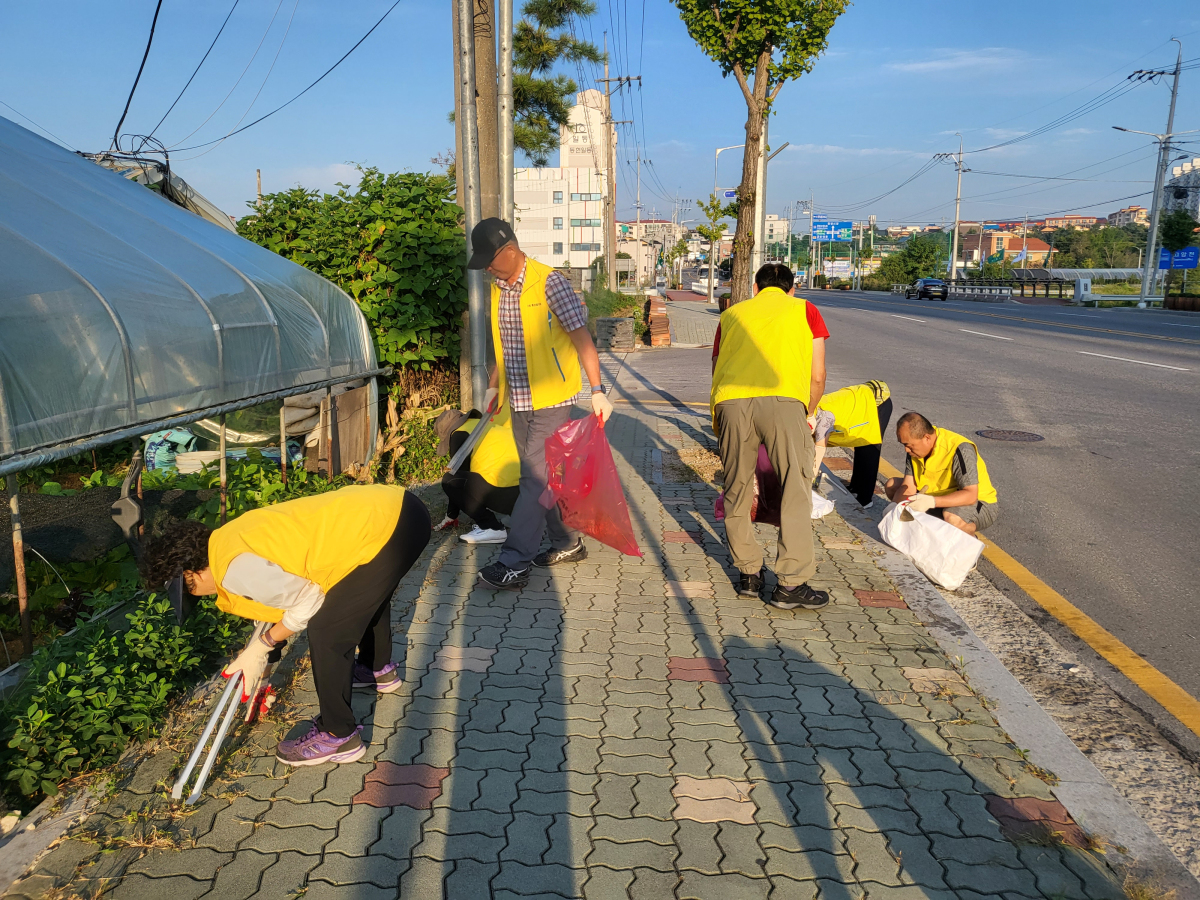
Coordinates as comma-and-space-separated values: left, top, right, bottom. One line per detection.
208, 485, 406, 623
455, 406, 520, 488
711, 287, 814, 426
491, 258, 582, 410
911, 428, 998, 504
819, 382, 888, 448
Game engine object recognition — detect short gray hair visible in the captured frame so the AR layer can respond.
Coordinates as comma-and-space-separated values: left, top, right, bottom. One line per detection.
896, 411, 934, 438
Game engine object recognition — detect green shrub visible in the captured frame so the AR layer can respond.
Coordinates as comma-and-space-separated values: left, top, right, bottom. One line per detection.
0, 592, 247, 801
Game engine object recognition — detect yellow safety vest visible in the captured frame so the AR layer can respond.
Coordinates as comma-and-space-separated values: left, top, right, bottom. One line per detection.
911, 428, 998, 504
819, 382, 889, 448
455, 406, 520, 488
209, 485, 407, 622
711, 287, 814, 426
491, 258, 582, 410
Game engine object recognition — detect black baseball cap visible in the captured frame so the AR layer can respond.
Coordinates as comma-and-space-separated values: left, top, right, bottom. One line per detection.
467, 217, 517, 269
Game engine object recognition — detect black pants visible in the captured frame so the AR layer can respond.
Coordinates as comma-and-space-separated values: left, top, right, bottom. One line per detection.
442, 432, 518, 531
847, 399, 893, 506
307, 491, 430, 737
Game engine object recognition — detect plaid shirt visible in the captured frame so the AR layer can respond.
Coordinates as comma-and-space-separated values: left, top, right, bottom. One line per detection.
496, 261, 589, 412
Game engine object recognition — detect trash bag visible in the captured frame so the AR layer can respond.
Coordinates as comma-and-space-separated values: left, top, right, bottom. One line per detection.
541, 414, 642, 557
878, 500, 983, 591
713, 445, 831, 523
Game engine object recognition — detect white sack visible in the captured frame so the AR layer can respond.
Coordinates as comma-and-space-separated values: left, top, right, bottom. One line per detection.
285, 413, 320, 436
877, 501, 983, 591
811, 491, 835, 518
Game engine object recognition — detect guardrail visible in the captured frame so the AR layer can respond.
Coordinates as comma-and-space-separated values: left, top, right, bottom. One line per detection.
891, 284, 906, 294
949, 284, 1013, 302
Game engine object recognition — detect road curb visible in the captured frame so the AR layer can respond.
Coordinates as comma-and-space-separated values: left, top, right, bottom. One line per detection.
819, 470, 1200, 898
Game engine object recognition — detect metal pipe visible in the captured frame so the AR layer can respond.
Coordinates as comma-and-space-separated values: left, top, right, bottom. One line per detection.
218, 415, 228, 525
171, 673, 242, 801
0, 368, 389, 479
187, 680, 244, 804
6, 476, 31, 656
498, 0, 514, 225
457, 0, 489, 408
279, 405, 288, 489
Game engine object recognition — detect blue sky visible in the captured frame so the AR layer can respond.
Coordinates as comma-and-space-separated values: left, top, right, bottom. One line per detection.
3, 0, 1198, 230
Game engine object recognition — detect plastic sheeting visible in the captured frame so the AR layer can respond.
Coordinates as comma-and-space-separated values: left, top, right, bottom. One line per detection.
0, 116, 379, 470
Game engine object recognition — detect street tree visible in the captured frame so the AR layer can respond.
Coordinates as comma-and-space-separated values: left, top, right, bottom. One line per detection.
1088, 227, 1130, 269
672, 0, 848, 304
514, 0, 603, 165
1158, 208, 1200, 295
664, 237, 690, 286
696, 192, 736, 292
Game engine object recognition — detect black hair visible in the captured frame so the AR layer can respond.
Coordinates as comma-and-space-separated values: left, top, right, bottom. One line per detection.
755, 262, 795, 292
896, 411, 935, 438
141, 520, 212, 592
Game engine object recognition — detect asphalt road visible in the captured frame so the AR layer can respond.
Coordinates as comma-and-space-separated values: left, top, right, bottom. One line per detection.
614, 292, 1200, 711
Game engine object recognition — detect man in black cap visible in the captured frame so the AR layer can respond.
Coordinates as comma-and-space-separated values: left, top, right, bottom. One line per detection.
467, 218, 613, 591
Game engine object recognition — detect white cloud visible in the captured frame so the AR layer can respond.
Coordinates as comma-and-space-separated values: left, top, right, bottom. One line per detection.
784, 143, 926, 158
886, 48, 1017, 74
275, 162, 364, 193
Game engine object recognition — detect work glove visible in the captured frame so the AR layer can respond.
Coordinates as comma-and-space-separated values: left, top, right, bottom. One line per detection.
433, 515, 459, 532
223, 634, 272, 702
591, 390, 614, 423
483, 387, 499, 414
907, 493, 936, 514
806, 414, 817, 433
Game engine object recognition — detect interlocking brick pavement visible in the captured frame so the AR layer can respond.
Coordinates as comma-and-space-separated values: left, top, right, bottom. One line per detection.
10, 404, 1131, 899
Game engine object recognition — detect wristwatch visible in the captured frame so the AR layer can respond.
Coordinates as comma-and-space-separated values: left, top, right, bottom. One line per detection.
590, 385, 604, 393
259, 631, 280, 649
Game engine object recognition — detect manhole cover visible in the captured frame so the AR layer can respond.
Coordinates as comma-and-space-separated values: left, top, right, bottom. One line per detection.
976, 429, 1044, 442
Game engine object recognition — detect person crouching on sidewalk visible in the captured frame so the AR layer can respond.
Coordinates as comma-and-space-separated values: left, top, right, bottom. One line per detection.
142, 484, 430, 766
810, 380, 893, 507
434, 405, 521, 544
711, 262, 830, 610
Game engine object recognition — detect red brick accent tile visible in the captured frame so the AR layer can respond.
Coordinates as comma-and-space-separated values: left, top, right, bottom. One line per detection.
855, 590, 908, 609
663, 531, 700, 544
668, 657, 730, 683
353, 763, 451, 809
984, 795, 1090, 848
824, 458, 852, 471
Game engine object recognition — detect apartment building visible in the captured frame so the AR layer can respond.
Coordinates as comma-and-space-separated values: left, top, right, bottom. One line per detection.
1106, 206, 1149, 227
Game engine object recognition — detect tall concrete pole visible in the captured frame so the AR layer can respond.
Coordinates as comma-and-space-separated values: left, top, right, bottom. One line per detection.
1138, 38, 1183, 307
498, 0, 514, 224
457, 0, 488, 406
635, 150, 642, 290
948, 133, 963, 281
603, 36, 617, 292
751, 114, 769, 291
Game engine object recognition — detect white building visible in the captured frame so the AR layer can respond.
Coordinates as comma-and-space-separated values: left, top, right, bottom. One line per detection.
764, 214, 789, 245
512, 90, 612, 269
1166, 159, 1200, 219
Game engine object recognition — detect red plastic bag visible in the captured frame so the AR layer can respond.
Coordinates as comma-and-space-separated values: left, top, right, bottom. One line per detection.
541, 414, 642, 556
714, 445, 781, 527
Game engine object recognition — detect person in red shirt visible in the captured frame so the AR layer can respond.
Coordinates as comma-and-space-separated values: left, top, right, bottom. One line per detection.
710, 292, 830, 369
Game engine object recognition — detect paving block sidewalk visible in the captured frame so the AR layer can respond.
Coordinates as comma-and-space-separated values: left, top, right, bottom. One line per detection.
10, 404, 1130, 899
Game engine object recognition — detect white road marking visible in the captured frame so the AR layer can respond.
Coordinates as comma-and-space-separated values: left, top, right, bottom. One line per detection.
890, 314, 926, 323
1056, 312, 1101, 318
1076, 351, 1190, 371
959, 328, 1013, 341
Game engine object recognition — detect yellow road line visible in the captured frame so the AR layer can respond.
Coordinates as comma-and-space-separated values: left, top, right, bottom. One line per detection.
612, 398, 709, 407
876, 457, 1200, 738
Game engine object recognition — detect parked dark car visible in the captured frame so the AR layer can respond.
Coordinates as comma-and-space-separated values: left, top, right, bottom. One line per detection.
906, 278, 948, 301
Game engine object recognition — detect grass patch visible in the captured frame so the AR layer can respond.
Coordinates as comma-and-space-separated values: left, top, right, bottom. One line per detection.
585, 286, 647, 338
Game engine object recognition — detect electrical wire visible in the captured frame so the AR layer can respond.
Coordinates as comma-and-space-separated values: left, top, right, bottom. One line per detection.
0, 99, 76, 150
111, 0, 165, 150
170, 0, 403, 153
146, 0, 241, 142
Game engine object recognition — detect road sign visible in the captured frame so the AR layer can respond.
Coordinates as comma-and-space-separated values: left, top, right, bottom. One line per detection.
811, 215, 830, 240
832, 221, 853, 241
812, 218, 852, 241
722, 189, 737, 199
1159, 246, 1198, 269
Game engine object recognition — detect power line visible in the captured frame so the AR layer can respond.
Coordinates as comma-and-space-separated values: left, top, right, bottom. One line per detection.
0, 99, 76, 150
111, 0, 165, 150
147, 0, 241, 142
170, 0, 403, 153
965, 80, 1143, 154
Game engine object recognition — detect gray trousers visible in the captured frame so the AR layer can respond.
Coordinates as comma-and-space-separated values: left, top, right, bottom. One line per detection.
716, 397, 815, 587
497, 406, 578, 570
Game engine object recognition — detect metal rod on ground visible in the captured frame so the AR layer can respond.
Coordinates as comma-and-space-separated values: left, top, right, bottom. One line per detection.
456, 0, 488, 408
171, 673, 242, 801
279, 406, 288, 489
218, 414, 227, 525
187, 678, 245, 805
6, 475, 31, 656
498, 0, 514, 225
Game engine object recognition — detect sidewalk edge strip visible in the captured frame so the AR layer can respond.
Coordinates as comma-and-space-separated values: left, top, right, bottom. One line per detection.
877, 458, 1200, 740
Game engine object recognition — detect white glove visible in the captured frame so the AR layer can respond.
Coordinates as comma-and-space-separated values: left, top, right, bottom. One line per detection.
483, 387, 499, 414
223, 634, 272, 701
591, 390, 613, 423
433, 515, 459, 532
806, 415, 817, 433
907, 493, 936, 514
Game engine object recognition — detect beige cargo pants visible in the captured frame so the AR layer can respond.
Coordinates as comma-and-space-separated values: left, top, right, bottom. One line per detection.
715, 396, 815, 587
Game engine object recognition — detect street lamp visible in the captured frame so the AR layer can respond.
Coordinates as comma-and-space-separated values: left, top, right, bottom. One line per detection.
710, 144, 744, 305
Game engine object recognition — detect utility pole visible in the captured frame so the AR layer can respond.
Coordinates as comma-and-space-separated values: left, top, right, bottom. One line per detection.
456, 0, 488, 406
751, 116, 769, 290
498, 0, 514, 224
256, 168, 262, 208
598, 42, 637, 292
635, 151, 642, 290
947, 134, 964, 281
1021, 213, 1029, 269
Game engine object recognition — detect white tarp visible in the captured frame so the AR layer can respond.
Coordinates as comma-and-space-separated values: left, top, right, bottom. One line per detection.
0, 115, 378, 467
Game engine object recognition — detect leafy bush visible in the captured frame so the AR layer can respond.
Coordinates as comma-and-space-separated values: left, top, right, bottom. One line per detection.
0, 592, 247, 800
237, 167, 466, 374
585, 286, 646, 337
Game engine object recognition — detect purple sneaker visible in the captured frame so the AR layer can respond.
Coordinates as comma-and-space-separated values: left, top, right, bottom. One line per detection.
353, 662, 403, 694
276, 721, 365, 766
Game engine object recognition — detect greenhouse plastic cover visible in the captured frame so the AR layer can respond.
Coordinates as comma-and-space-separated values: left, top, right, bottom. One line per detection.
0, 116, 378, 470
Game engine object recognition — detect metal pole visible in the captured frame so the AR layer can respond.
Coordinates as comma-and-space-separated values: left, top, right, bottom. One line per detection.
256, 169, 262, 208
457, 0, 488, 406
1139, 39, 1183, 308
279, 406, 288, 489
6, 476, 31, 656
1021, 213, 1029, 269
498, 0, 514, 225
948, 134, 963, 280
218, 414, 228, 525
